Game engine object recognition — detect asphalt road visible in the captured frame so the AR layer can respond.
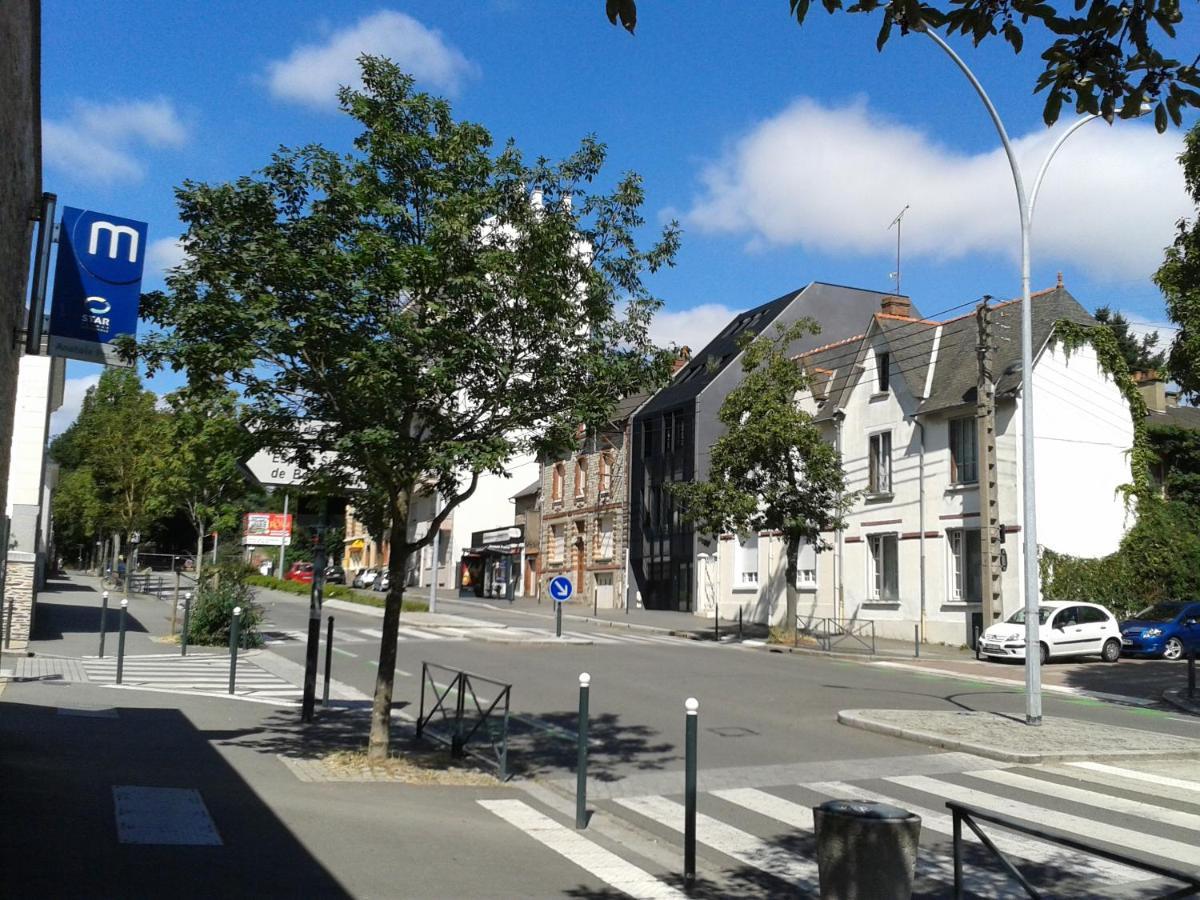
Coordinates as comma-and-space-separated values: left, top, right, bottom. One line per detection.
251, 587, 1200, 783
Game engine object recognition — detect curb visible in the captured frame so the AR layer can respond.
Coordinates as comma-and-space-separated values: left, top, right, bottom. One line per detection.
836, 709, 1200, 764
1163, 688, 1200, 716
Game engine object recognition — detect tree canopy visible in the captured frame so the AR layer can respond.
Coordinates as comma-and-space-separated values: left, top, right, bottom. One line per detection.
605, 0, 1197, 131
133, 56, 678, 758
671, 320, 851, 628
1158, 121, 1200, 399
1093, 306, 1166, 373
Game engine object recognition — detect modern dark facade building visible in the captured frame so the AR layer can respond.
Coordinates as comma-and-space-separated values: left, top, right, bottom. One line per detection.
630, 282, 909, 611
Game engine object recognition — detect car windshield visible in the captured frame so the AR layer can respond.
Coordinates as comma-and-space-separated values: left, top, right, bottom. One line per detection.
1006, 607, 1053, 625
1133, 602, 1186, 622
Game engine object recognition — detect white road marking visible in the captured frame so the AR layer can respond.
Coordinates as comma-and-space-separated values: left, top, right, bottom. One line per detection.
478, 799, 683, 900
1066, 761, 1200, 799
331, 647, 357, 659
616, 794, 820, 891
891, 775, 1200, 867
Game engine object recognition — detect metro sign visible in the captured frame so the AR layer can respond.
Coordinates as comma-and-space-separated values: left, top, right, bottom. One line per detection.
48, 206, 149, 365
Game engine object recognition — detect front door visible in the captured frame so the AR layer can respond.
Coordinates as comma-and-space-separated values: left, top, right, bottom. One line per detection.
595, 572, 614, 609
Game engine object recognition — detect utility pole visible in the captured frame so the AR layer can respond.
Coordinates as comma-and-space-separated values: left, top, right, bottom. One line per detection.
975, 300, 1002, 629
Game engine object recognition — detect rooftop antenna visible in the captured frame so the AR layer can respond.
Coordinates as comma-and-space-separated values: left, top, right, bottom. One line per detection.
888, 204, 910, 295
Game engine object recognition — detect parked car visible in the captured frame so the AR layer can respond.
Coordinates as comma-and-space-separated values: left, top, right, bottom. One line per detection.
285, 562, 314, 584
1119, 601, 1200, 660
978, 601, 1122, 664
324, 565, 346, 585
373, 570, 391, 592
353, 567, 379, 589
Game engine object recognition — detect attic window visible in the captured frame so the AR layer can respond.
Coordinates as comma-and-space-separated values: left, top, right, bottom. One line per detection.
876, 352, 890, 393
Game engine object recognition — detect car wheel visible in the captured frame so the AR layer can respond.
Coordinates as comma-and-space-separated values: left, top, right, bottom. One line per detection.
1101, 639, 1121, 663
1163, 637, 1184, 661
1039, 643, 1050, 666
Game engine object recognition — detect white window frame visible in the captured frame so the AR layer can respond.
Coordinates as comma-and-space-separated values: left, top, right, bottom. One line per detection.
550, 524, 565, 563
868, 431, 892, 495
595, 514, 614, 560
948, 527, 982, 603
797, 568, 817, 588
736, 533, 759, 589
876, 350, 890, 393
867, 532, 899, 602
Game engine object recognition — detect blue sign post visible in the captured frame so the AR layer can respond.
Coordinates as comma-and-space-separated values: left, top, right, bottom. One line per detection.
48, 206, 148, 365
549, 576, 572, 638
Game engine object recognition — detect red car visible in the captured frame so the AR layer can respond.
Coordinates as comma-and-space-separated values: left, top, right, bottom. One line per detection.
285, 562, 314, 584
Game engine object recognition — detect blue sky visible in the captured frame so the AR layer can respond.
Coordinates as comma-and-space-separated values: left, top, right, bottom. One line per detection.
42, 2, 1199, 431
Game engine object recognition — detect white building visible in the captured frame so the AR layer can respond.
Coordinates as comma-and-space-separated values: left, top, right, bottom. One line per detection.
707, 285, 1135, 645
4, 352, 65, 647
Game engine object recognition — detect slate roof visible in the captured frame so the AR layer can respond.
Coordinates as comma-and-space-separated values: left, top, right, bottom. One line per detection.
1147, 405, 1200, 430
802, 285, 1096, 420
510, 478, 541, 500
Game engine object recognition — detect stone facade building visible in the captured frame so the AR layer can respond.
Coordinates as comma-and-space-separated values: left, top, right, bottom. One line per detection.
539, 393, 650, 610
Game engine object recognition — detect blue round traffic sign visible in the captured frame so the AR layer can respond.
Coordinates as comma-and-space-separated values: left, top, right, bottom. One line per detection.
548, 576, 573, 603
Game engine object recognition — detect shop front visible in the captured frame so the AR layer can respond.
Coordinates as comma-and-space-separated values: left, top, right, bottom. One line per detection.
460, 525, 524, 600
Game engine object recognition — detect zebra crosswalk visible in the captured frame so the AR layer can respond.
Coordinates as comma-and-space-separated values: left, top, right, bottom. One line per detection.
260, 622, 694, 648
481, 760, 1200, 898
83, 654, 302, 703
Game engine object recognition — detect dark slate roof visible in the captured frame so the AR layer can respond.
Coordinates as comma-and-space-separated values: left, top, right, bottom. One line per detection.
609, 390, 653, 426
803, 285, 1096, 420
638, 282, 907, 419
510, 478, 540, 500
1147, 405, 1200, 430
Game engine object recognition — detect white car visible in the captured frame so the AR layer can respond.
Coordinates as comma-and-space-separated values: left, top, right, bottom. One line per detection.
979, 601, 1122, 665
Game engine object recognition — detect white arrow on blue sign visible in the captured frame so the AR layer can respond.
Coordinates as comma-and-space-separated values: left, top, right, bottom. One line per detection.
548, 576, 573, 603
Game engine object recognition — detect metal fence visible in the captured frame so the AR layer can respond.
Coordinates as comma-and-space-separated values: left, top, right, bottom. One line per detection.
949, 800, 1200, 898
796, 617, 876, 654
415, 662, 512, 780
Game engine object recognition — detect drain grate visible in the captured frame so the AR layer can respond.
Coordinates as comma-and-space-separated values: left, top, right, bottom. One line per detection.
113, 786, 222, 845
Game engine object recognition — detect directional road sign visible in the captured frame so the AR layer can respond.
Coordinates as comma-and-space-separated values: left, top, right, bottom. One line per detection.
549, 576, 573, 603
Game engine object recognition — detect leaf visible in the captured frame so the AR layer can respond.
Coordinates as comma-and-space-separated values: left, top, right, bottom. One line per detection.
606, 0, 636, 33
1003, 21, 1024, 53
1155, 102, 1168, 132
1043, 89, 1064, 126
875, 12, 893, 50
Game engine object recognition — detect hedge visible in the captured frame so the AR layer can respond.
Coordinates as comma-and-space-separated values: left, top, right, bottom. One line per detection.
244, 574, 429, 612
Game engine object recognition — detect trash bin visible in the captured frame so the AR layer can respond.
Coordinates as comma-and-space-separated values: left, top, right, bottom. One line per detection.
814, 799, 921, 900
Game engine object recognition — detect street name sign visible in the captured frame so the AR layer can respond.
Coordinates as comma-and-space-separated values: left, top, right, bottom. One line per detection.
48, 206, 148, 365
549, 576, 573, 603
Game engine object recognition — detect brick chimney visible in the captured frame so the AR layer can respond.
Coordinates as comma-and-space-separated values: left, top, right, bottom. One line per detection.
1132, 369, 1167, 413
671, 346, 692, 376
881, 295, 913, 318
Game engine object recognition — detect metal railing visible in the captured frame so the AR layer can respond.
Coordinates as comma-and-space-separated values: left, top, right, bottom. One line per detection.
415, 662, 512, 780
949, 800, 1200, 899
796, 617, 876, 654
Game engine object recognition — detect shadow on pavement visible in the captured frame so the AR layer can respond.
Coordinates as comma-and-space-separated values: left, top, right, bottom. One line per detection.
0, 698, 350, 898
31, 601, 150, 640
506, 710, 677, 781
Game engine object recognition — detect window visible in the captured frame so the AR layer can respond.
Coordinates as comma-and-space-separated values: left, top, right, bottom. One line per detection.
738, 533, 759, 586
868, 533, 898, 601
574, 458, 587, 499
949, 417, 978, 484
948, 528, 982, 602
550, 524, 565, 562
598, 452, 613, 495
1077, 606, 1110, 625
798, 569, 817, 587
877, 351, 890, 393
596, 515, 614, 559
868, 432, 892, 494
552, 462, 565, 502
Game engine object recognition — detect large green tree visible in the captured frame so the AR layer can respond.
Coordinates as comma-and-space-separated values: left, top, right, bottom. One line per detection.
134, 57, 677, 758
605, 1, 1197, 131
50, 368, 171, 562
670, 321, 851, 631
1093, 306, 1166, 373
1158, 121, 1200, 399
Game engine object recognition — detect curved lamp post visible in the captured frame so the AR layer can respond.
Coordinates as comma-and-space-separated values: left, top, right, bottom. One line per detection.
915, 22, 1101, 726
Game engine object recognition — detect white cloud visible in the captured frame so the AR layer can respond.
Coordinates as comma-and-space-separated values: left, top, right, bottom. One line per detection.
686, 97, 1191, 280
266, 10, 476, 108
146, 236, 186, 277
43, 97, 187, 185
49, 374, 100, 438
650, 303, 737, 354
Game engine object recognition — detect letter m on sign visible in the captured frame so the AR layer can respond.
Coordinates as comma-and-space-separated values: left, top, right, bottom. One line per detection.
88, 221, 139, 262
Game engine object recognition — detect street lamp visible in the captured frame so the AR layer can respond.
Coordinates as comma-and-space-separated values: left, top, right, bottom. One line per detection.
915, 22, 1103, 726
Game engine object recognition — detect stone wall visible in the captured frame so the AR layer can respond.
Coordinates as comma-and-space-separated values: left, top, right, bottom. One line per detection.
5, 553, 36, 648
0, 1, 40, 525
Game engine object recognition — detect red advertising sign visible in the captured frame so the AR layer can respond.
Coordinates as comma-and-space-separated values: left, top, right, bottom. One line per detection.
243, 512, 293, 539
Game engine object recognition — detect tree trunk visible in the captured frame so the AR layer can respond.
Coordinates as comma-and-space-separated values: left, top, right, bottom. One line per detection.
195, 526, 205, 583
368, 489, 412, 761
785, 535, 800, 636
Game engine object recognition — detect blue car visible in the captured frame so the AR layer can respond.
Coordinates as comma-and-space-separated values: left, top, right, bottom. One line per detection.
1120, 601, 1200, 660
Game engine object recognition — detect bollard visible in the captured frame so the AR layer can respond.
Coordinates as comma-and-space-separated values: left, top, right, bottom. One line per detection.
576, 673, 590, 829
973, 625, 981, 659
1189, 651, 1196, 701
556, 602, 563, 638
915, 624, 920, 658
116, 600, 128, 684
684, 697, 699, 886
171, 566, 180, 636
322, 615, 334, 706
181, 592, 192, 656
228, 606, 242, 694
715, 609, 720, 643
738, 608, 743, 639
98, 590, 111, 658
